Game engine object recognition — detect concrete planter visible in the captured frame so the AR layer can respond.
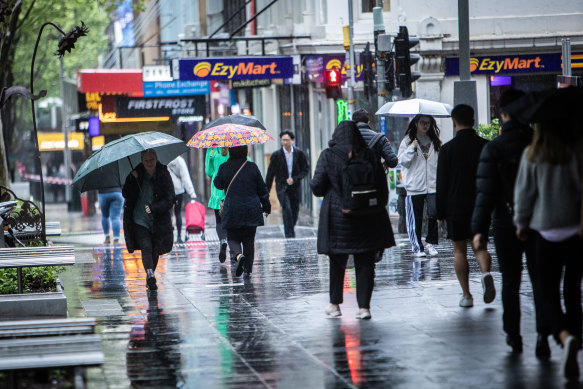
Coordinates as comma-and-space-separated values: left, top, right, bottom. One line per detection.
0, 281, 67, 318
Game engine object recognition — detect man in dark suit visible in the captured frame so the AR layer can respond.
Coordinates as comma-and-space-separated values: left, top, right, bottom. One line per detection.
266, 130, 309, 238
436, 104, 495, 309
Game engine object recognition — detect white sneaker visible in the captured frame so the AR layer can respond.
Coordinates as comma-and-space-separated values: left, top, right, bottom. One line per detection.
459, 295, 474, 308
325, 304, 342, 317
425, 244, 438, 256
482, 272, 496, 304
414, 251, 427, 258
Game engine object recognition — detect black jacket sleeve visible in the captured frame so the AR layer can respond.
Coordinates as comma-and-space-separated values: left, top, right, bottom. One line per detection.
436, 146, 449, 220
255, 167, 271, 214
150, 167, 175, 217
471, 143, 499, 235
265, 151, 278, 191
310, 150, 330, 197
214, 164, 226, 191
380, 137, 399, 168
292, 149, 310, 183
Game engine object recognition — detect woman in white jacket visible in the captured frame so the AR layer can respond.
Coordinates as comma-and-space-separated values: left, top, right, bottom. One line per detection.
167, 155, 197, 243
397, 115, 442, 257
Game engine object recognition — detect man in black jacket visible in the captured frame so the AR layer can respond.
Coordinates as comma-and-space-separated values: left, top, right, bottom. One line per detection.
436, 104, 495, 309
266, 130, 309, 238
471, 89, 548, 356
352, 108, 398, 169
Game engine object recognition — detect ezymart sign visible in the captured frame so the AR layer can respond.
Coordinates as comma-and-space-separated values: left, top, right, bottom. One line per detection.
445, 52, 583, 76
178, 57, 294, 81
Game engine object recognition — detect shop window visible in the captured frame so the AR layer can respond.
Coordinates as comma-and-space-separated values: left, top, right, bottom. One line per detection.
362, 0, 390, 13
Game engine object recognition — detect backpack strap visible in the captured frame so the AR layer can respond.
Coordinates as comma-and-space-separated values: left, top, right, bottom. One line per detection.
368, 133, 384, 150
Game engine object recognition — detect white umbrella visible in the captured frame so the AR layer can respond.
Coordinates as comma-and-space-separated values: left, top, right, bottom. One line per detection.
376, 98, 453, 118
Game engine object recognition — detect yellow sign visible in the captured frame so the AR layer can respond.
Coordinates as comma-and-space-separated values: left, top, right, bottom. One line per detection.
38, 132, 85, 151
86, 93, 101, 110
470, 56, 542, 73
91, 135, 105, 151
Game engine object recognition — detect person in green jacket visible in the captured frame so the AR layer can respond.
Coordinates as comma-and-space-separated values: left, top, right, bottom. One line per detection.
205, 147, 230, 262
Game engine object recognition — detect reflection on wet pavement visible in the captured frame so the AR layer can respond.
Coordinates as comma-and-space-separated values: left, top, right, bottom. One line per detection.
55, 222, 575, 389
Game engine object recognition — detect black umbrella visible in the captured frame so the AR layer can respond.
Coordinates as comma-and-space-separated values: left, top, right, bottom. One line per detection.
202, 114, 267, 131
505, 86, 583, 124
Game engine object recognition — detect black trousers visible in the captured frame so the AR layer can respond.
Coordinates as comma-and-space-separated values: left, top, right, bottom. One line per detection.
279, 188, 300, 238
214, 209, 227, 242
227, 227, 257, 273
329, 252, 376, 309
531, 231, 583, 342
173, 193, 184, 238
134, 224, 160, 272
494, 226, 544, 337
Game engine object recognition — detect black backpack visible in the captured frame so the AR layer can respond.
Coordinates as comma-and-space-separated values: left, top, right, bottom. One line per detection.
331, 147, 383, 216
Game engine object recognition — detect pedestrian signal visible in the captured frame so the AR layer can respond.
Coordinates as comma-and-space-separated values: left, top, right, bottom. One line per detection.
325, 67, 342, 100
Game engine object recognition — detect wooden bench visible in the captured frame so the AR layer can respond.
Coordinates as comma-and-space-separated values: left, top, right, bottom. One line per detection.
0, 318, 103, 387
0, 246, 75, 293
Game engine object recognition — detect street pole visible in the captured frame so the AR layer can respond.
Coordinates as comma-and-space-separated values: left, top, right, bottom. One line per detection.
347, 0, 356, 116
453, 0, 478, 126
373, 5, 386, 109
562, 38, 572, 76
59, 57, 71, 205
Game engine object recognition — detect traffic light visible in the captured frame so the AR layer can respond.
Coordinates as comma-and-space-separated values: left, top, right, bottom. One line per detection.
360, 42, 376, 100
384, 52, 395, 92
394, 26, 420, 98
324, 67, 342, 100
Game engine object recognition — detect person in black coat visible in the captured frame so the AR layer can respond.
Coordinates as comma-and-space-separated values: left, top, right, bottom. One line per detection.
214, 145, 271, 277
122, 149, 175, 291
311, 120, 395, 320
471, 89, 549, 356
265, 130, 309, 238
436, 104, 495, 308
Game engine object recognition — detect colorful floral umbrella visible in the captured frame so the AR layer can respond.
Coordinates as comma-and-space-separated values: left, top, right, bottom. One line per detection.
187, 123, 274, 149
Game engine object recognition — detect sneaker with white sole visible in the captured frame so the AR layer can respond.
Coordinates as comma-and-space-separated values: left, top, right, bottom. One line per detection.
413, 251, 427, 258
459, 295, 474, 307
356, 308, 372, 320
482, 272, 496, 304
425, 243, 438, 256
325, 304, 342, 317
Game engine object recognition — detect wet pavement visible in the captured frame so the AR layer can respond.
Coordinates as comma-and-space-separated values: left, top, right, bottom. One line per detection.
43, 204, 581, 388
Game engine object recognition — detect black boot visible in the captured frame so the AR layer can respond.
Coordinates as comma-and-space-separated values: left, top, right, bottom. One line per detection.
146, 269, 157, 290
219, 240, 228, 263
506, 335, 523, 353
536, 333, 551, 359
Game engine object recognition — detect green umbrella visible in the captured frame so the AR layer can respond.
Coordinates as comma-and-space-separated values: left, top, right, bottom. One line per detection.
72, 131, 188, 193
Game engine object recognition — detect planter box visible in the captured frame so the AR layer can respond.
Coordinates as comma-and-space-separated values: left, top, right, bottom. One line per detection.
0, 282, 67, 319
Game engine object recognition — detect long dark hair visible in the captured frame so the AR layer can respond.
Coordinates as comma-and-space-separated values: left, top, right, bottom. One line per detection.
229, 145, 248, 159
526, 119, 583, 164
404, 114, 442, 152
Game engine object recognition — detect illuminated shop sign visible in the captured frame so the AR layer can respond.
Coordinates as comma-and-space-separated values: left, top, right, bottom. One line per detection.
143, 80, 210, 97
178, 57, 294, 81
305, 55, 364, 83
445, 52, 583, 76
115, 96, 206, 118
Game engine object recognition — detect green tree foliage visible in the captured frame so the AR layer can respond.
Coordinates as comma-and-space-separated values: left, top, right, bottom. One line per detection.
477, 118, 500, 141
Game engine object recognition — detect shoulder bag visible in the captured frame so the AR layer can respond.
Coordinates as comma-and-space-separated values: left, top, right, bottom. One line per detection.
219, 161, 247, 217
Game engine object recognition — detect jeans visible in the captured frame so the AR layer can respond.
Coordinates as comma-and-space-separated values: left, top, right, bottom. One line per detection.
329, 252, 376, 309
98, 192, 124, 239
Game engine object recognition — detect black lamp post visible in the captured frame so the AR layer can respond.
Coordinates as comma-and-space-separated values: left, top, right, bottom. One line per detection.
28, 21, 88, 244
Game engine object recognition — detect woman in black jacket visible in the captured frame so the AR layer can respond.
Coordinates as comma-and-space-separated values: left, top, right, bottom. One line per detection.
123, 149, 175, 290
311, 120, 395, 319
214, 145, 271, 277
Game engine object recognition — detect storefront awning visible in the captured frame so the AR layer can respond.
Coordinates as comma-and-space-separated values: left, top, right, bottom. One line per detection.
76, 69, 143, 96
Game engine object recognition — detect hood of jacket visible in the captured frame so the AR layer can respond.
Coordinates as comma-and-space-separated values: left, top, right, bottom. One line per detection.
328, 120, 365, 152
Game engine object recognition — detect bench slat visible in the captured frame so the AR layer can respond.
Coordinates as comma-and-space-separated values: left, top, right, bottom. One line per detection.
0, 318, 96, 338
0, 245, 75, 268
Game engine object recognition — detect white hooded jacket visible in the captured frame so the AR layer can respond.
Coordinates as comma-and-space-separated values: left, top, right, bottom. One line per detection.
397, 137, 438, 196
167, 156, 196, 198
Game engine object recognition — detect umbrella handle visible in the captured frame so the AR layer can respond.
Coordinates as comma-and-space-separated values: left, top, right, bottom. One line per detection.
127, 156, 142, 193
